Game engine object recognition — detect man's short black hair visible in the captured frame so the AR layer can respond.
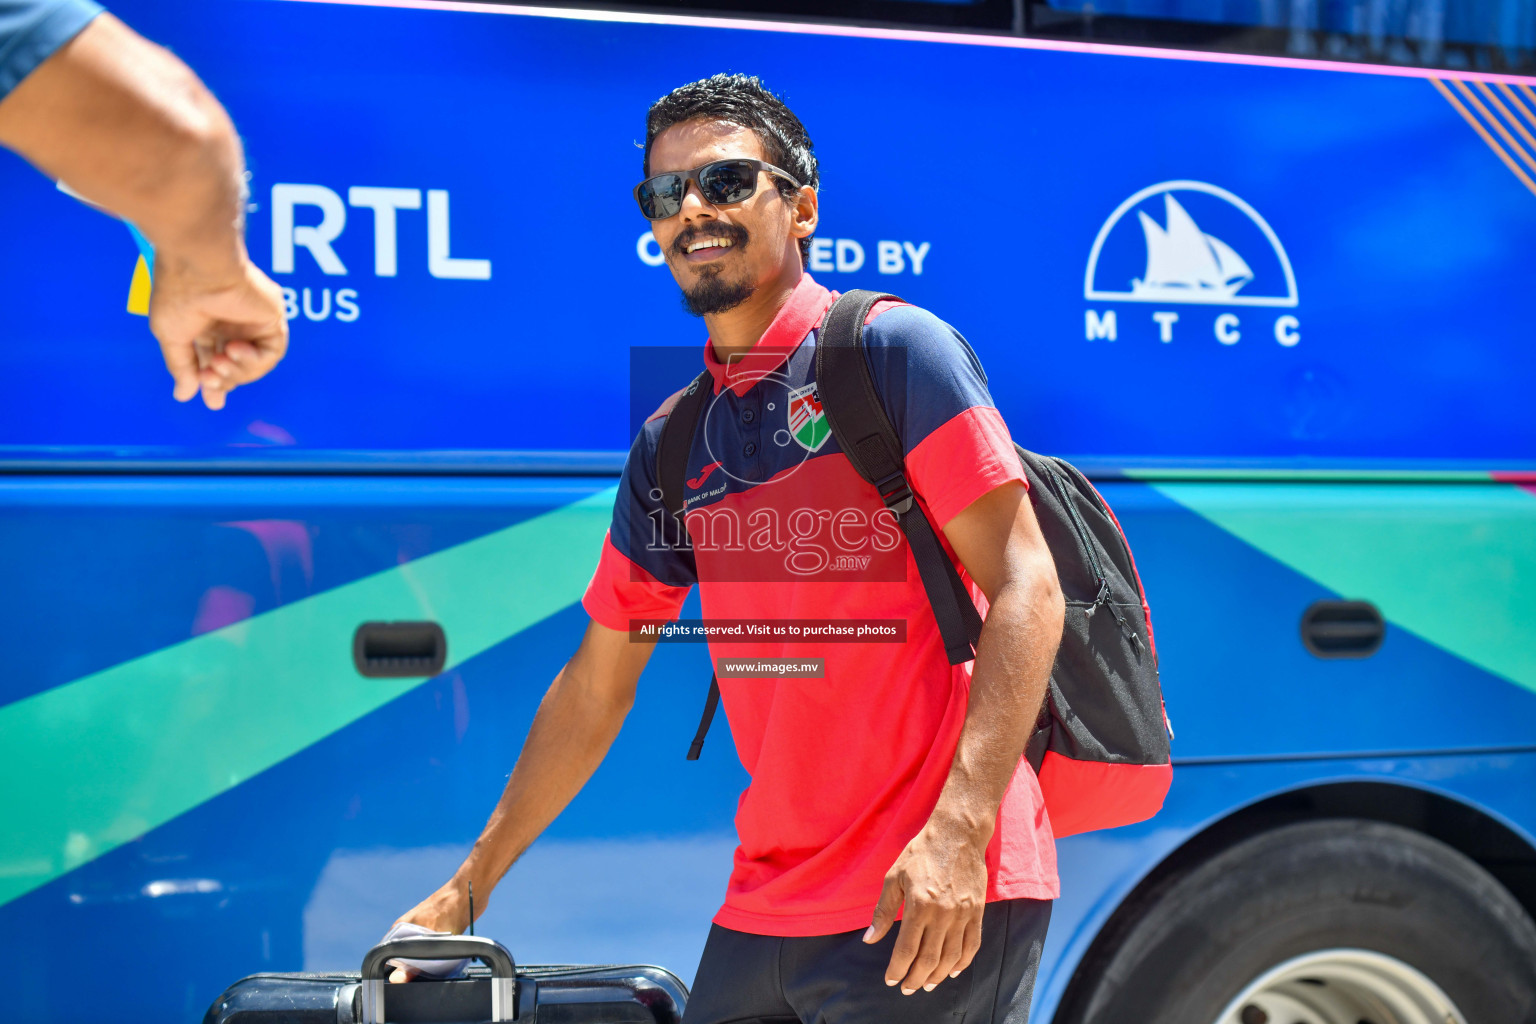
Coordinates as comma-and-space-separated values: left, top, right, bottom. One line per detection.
644, 74, 818, 263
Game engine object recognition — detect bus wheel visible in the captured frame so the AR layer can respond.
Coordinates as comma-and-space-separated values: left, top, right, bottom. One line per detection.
1059, 819, 1536, 1024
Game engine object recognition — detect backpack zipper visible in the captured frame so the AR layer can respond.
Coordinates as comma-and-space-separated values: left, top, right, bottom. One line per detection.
1043, 459, 1141, 651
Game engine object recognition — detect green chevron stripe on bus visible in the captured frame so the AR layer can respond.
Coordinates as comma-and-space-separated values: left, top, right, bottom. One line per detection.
1154, 482, 1536, 695
0, 487, 617, 908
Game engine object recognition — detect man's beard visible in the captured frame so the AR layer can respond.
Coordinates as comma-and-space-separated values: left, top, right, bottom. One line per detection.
680, 270, 755, 317
674, 224, 754, 317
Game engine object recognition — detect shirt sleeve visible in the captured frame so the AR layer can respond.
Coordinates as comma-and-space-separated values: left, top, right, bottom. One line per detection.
863, 305, 1027, 528
581, 416, 696, 631
0, 0, 103, 101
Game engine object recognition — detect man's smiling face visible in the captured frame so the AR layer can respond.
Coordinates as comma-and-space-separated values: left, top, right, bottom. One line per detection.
646, 119, 810, 316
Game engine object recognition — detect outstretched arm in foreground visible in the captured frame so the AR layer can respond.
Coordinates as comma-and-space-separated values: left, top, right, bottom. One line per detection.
0, 12, 286, 409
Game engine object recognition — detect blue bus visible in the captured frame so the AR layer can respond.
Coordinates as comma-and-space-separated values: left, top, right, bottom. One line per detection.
2, 0, 1535, 1020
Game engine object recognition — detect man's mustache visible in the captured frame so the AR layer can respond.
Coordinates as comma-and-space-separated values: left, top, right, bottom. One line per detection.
672, 224, 749, 258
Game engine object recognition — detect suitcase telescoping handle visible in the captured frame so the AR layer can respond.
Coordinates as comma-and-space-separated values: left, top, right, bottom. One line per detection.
359, 935, 518, 1024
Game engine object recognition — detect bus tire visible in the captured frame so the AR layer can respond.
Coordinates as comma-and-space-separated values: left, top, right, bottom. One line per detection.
1059, 818, 1536, 1024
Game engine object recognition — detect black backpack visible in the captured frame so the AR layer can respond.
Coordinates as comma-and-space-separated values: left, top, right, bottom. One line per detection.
655, 290, 1171, 837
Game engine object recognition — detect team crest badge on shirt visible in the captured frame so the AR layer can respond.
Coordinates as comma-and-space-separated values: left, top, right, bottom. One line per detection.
788, 382, 831, 452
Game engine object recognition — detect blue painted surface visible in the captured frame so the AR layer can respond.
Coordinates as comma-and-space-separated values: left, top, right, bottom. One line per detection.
1101, 481, 1536, 757
2, 471, 1534, 1022
0, 475, 613, 703
0, 591, 739, 1022
1, 0, 1534, 465
1, 2, 1535, 1022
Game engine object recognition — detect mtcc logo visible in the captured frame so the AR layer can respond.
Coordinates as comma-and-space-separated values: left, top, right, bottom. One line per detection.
1083, 181, 1300, 347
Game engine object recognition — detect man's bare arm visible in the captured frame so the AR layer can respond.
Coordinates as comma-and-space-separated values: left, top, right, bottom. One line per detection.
389, 620, 655, 979
0, 13, 286, 409
864, 481, 1065, 993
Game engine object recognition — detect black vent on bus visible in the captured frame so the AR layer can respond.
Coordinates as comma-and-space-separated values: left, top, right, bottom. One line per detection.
353, 621, 447, 677
1300, 601, 1385, 659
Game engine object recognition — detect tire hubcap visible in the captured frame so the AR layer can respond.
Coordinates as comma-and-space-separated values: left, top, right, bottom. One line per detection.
1212, 948, 1467, 1024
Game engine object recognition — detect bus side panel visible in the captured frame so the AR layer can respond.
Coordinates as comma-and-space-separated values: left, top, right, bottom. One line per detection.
2, 0, 1534, 467
0, 1, 1532, 1019
2, 474, 1532, 1020
0, 477, 743, 1024
1103, 479, 1536, 758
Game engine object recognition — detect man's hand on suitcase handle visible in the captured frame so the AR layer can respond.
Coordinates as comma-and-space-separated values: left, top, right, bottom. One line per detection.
388, 877, 476, 983
384, 625, 654, 983
863, 815, 988, 995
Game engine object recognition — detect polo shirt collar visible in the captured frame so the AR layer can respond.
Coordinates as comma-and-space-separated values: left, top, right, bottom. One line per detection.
703, 274, 833, 397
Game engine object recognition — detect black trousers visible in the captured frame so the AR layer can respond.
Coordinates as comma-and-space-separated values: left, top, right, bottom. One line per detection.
683, 899, 1052, 1024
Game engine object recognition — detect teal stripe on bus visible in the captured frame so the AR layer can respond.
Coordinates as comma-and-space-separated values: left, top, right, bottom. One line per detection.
0, 487, 617, 908
1153, 481, 1536, 696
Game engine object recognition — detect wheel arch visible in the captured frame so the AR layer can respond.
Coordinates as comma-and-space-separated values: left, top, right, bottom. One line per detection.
1051, 777, 1536, 1023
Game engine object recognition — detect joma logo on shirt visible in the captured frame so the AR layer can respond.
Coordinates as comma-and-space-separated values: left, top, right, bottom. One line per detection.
688, 460, 725, 489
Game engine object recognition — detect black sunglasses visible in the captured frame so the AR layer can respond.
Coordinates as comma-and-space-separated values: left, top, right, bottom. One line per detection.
634, 158, 803, 221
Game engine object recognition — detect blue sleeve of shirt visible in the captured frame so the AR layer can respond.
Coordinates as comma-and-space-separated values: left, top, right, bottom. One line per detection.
860, 303, 1001, 456
609, 414, 699, 589
0, 0, 103, 102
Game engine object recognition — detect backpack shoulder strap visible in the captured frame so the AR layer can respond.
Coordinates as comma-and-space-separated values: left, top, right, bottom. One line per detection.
654, 369, 712, 520
650, 369, 720, 760
815, 290, 984, 665
815, 291, 908, 504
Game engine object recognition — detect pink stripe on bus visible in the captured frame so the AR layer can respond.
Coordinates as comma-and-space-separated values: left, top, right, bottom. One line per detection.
276, 0, 1536, 86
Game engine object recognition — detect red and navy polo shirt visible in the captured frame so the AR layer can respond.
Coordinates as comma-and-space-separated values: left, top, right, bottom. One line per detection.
583, 273, 1058, 937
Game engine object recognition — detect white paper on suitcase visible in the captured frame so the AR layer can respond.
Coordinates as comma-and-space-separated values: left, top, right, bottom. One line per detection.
380, 921, 470, 978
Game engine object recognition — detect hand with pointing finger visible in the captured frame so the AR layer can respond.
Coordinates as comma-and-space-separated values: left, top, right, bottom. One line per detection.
863, 815, 989, 995
148, 251, 288, 411
0, 9, 291, 410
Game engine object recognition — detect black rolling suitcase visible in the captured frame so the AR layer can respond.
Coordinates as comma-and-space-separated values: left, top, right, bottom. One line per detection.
204, 934, 687, 1024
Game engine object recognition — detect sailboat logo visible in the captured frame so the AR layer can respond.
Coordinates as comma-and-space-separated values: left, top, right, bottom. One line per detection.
1084, 181, 1298, 308
1133, 194, 1252, 300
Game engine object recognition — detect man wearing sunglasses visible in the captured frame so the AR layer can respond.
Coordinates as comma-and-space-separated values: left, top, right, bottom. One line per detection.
393, 73, 1065, 1024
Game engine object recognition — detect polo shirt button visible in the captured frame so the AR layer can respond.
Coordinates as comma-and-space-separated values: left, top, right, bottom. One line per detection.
742, 409, 755, 423
744, 442, 757, 457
